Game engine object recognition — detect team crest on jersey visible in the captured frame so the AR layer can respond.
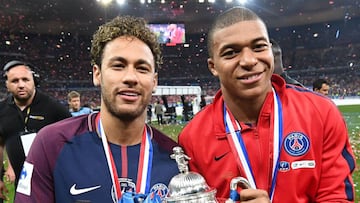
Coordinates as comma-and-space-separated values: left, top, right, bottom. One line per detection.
111, 178, 136, 203
284, 132, 310, 156
278, 161, 290, 172
150, 183, 169, 199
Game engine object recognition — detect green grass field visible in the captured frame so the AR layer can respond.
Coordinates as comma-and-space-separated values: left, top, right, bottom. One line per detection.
338, 105, 360, 202
3, 104, 359, 202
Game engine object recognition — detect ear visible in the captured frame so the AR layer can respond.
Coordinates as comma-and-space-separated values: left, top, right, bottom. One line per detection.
93, 64, 101, 87
207, 58, 218, 76
5, 80, 9, 92
152, 72, 158, 93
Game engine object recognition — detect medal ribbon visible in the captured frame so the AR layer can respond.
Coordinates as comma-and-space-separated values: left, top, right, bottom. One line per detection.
223, 88, 283, 200
95, 113, 153, 202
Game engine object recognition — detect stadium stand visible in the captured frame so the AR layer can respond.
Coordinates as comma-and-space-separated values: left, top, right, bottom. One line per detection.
0, 18, 359, 106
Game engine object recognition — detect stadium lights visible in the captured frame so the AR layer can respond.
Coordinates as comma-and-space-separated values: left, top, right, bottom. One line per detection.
116, 0, 125, 4
97, 0, 112, 5
237, 0, 247, 4
95, 0, 251, 5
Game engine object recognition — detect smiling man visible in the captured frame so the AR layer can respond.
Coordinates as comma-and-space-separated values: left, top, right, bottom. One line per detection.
178, 6, 355, 203
15, 16, 179, 203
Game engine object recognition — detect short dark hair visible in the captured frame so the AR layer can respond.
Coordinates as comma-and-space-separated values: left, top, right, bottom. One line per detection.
313, 78, 329, 91
90, 15, 162, 72
207, 6, 263, 58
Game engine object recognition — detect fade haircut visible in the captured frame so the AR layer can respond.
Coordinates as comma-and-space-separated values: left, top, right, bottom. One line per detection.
207, 6, 264, 58
90, 15, 162, 72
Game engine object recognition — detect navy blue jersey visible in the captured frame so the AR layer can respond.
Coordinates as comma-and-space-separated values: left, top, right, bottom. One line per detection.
15, 113, 179, 203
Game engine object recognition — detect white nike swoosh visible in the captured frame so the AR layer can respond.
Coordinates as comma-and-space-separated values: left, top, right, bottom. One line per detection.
70, 184, 101, 195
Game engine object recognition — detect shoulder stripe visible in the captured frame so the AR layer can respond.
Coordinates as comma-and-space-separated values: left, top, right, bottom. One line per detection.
344, 177, 354, 201
342, 146, 355, 201
342, 146, 355, 172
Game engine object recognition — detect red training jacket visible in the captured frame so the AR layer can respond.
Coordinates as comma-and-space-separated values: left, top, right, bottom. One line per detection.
179, 75, 355, 203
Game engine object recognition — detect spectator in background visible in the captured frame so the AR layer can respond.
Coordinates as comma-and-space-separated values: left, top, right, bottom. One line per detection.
15, 15, 179, 203
313, 78, 330, 96
67, 90, 92, 116
200, 95, 207, 109
154, 100, 164, 125
147, 103, 153, 124
178, 6, 355, 202
0, 60, 71, 196
271, 39, 305, 88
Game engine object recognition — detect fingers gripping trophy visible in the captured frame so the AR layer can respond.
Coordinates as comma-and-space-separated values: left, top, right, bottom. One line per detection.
165, 147, 251, 203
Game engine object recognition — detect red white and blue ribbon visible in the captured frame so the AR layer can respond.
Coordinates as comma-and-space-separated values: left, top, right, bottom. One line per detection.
96, 113, 153, 202
223, 88, 283, 200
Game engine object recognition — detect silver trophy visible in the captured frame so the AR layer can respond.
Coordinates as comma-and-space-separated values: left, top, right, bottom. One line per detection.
165, 147, 218, 203
165, 147, 252, 203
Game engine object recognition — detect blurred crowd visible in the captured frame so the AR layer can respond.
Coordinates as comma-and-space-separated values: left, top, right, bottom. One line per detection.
0, 18, 359, 107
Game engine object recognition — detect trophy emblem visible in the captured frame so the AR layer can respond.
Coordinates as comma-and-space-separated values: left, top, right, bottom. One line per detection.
165, 147, 252, 203
165, 147, 218, 203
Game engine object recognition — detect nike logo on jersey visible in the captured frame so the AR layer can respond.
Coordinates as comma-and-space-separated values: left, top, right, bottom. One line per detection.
70, 184, 101, 195
214, 152, 229, 161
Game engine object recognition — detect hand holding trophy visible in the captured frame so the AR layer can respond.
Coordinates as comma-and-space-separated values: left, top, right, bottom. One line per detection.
165, 147, 252, 203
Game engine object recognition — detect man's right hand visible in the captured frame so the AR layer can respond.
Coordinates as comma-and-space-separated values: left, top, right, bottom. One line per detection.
0, 180, 8, 200
4, 162, 15, 183
239, 188, 270, 202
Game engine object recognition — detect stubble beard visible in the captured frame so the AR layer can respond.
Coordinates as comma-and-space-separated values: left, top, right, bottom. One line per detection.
102, 91, 147, 122
14, 91, 32, 104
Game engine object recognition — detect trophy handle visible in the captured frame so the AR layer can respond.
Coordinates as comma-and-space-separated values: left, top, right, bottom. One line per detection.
225, 177, 252, 203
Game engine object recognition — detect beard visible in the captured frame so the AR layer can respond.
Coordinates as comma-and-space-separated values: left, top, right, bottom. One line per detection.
102, 88, 148, 122
14, 90, 33, 104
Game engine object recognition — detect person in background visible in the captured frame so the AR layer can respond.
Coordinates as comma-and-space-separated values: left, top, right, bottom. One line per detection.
199, 95, 207, 109
154, 100, 164, 125
0, 60, 71, 200
270, 39, 305, 88
67, 90, 93, 116
313, 78, 330, 96
15, 15, 179, 203
166, 23, 185, 44
147, 103, 153, 124
178, 6, 355, 203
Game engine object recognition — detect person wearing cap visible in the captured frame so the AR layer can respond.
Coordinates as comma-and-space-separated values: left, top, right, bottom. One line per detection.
0, 60, 71, 197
